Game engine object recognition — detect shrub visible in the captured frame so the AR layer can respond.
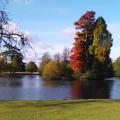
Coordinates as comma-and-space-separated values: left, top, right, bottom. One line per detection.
25, 61, 38, 72
42, 61, 63, 80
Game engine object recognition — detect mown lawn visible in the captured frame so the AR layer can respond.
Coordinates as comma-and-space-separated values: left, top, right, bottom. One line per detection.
0, 100, 120, 120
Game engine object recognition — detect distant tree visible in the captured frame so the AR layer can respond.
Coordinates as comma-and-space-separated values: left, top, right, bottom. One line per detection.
113, 57, 120, 76
0, 55, 7, 72
41, 52, 51, 62
39, 52, 51, 74
26, 61, 38, 72
6, 60, 18, 73
53, 53, 61, 62
62, 47, 70, 63
2, 44, 25, 72
42, 61, 63, 80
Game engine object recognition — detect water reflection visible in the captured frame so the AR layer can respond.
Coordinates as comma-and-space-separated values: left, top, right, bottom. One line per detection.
22, 75, 42, 88
0, 76, 23, 87
0, 75, 71, 100
0, 75, 120, 100
72, 79, 113, 99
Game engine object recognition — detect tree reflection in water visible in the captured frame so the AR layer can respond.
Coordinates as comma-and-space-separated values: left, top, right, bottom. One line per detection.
71, 79, 113, 99
0, 76, 23, 87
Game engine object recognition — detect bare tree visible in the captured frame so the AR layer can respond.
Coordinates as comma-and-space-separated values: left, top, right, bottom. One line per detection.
0, 0, 30, 61
53, 52, 61, 62
62, 47, 70, 62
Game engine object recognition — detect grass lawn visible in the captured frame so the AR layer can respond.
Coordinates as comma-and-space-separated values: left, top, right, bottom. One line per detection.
0, 100, 120, 120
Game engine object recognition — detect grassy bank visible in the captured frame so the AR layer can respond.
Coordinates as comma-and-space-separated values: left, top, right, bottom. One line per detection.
0, 100, 120, 120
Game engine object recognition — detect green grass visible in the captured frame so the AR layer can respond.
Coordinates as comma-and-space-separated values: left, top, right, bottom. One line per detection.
0, 100, 120, 120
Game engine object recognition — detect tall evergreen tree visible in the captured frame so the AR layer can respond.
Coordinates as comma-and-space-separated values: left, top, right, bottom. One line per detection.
92, 17, 113, 78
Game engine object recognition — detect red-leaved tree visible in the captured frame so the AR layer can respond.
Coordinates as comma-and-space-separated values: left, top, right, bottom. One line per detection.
70, 11, 96, 73
70, 32, 85, 73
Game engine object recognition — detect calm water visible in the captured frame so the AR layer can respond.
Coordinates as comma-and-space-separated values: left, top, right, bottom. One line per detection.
0, 75, 120, 100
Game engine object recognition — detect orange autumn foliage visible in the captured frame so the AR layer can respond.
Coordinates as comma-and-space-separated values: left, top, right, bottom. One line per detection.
70, 32, 86, 73
70, 11, 96, 73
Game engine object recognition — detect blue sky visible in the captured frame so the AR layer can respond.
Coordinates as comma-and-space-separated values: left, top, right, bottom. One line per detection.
6, 0, 120, 63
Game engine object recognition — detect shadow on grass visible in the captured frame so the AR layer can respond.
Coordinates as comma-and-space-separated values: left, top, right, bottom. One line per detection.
0, 99, 116, 109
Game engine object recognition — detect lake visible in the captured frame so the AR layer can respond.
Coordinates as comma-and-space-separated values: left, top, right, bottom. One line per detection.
0, 75, 120, 100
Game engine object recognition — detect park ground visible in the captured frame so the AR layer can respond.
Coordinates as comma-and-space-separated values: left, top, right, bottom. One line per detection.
0, 100, 120, 120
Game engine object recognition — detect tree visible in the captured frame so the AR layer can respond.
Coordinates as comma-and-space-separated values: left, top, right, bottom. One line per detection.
70, 11, 96, 73
26, 61, 38, 72
93, 17, 112, 62
42, 60, 63, 80
0, 55, 6, 72
6, 60, 19, 73
2, 44, 25, 72
74, 11, 96, 70
0, 1, 30, 69
39, 52, 51, 74
92, 17, 113, 78
70, 11, 113, 79
70, 32, 86, 73
113, 57, 120, 76
62, 47, 70, 63
0, 11, 29, 52
53, 52, 61, 62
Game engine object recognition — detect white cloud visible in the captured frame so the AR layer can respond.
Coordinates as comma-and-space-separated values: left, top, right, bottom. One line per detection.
3, 21, 21, 33
23, 34, 55, 64
2, 21, 67, 65
62, 27, 75, 36
3, 20, 30, 42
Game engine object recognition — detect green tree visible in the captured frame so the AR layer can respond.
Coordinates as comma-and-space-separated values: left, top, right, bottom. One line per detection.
0, 55, 7, 72
92, 17, 113, 78
26, 61, 38, 72
2, 44, 25, 72
39, 52, 51, 75
42, 61, 63, 80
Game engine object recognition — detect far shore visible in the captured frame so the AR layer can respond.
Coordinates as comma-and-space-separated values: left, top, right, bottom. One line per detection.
0, 72, 39, 76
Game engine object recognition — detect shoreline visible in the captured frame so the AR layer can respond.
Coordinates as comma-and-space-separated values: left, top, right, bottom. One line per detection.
0, 72, 39, 76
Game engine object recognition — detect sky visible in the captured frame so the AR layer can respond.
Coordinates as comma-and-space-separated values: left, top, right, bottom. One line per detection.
4, 0, 120, 64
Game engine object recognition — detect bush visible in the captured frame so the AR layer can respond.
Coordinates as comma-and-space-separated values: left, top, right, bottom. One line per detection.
42, 61, 63, 80
39, 61, 48, 75
73, 70, 97, 80
0, 56, 7, 72
62, 63, 73, 78
81, 71, 96, 80
25, 61, 38, 72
